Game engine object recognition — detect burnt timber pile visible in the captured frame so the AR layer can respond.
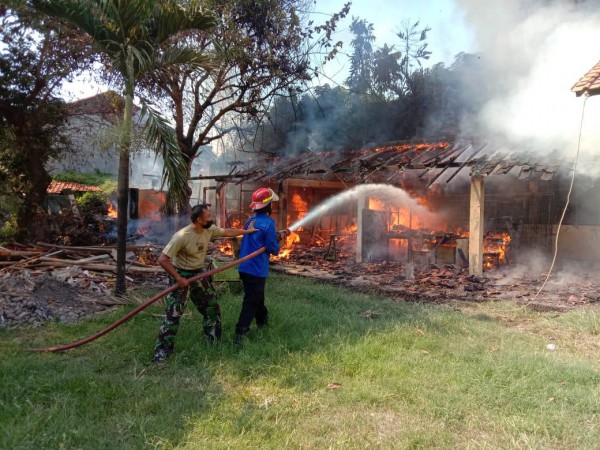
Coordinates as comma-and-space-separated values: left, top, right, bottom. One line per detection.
0, 243, 166, 328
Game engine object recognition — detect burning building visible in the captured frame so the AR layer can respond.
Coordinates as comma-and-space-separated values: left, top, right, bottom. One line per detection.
191, 137, 598, 276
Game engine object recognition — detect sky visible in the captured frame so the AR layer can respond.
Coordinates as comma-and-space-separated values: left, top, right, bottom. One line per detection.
311, 0, 476, 86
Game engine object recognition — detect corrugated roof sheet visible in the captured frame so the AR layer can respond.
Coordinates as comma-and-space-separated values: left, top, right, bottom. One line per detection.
47, 180, 102, 194
572, 60, 600, 97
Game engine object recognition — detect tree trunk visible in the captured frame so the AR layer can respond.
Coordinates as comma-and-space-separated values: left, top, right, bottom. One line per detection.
184, 151, 194, 210
15, 147, 52, 242
114, 88, 134, 296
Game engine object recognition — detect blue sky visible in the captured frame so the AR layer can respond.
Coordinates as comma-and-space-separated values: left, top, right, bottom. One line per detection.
312, 0, 476, 85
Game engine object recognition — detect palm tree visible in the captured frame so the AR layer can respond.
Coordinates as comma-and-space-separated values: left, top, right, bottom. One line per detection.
29, 0, 215, 295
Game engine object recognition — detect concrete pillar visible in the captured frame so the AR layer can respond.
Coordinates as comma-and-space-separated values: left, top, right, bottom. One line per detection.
356, 192, 368, 263
469, 176, 485, 276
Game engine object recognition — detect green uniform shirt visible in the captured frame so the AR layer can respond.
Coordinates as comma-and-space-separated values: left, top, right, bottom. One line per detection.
162, 224, 225, 270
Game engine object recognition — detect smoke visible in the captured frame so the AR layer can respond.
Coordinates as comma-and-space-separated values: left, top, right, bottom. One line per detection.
456, 0, 600, 171
129, 150, 164, 190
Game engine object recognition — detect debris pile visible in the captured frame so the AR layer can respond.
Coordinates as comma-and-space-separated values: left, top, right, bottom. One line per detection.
0, 243, 169, 328
0, 243, 164, 274
0, 269, 125, 328
266, 244, 600, 310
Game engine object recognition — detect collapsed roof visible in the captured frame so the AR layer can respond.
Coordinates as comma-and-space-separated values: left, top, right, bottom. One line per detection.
213, 140, 561, 186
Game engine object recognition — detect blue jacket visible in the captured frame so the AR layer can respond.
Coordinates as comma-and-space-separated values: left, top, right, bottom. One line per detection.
238, 213, 280, 277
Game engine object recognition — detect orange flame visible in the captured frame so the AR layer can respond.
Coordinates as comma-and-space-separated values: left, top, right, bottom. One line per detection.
107, 202, 118, 218
291, 192, 308, 217
216, 240, 233, 256
343, 223, 358, 234
484, 232, 512, 263
373, 142, 450, 153
288, 192, 309, 232
272, 231, 300, 260
368, 197, 386, 211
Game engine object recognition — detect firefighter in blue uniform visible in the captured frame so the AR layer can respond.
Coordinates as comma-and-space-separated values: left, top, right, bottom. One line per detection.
234, 188, 283, 344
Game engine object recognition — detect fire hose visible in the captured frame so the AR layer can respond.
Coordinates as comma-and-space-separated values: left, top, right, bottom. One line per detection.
29, 230, 290, 353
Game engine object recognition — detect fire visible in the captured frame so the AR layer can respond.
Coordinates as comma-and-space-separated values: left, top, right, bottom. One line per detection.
373, 142, 450, 153
216, 240, 233, 256
368, 197, 386, 211
291, 192, 308, 219
343, 223, 357, 234
107, 202, 118, 218
272, 231, 300, 260
484, 232, 512, 263
287, 191, 309, 232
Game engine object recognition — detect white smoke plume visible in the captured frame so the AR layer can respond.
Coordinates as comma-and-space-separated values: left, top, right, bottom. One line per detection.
456, 0, 600, 171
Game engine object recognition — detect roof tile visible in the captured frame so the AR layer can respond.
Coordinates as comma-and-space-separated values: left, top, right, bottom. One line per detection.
572, 61, 600, 97
47, 180, 103, 194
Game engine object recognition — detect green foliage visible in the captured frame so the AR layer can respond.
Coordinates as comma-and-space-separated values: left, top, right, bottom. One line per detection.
247, 48, 488, 155
0, 4, 96, 238
0, 195, 19, 244
0, 215, 18, 244
1, 276, 599, 448
76, 191, 109, 217
139, 102, 188, 213
346, 17, 376, 94
144, 0, 351, 211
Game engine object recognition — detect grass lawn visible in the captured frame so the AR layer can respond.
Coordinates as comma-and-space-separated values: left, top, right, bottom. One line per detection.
1, 274, 599, 449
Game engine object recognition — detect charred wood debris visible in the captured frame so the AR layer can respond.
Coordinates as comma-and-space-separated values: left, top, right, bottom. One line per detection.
0, 242, 166, 328
264, 236, 600, 312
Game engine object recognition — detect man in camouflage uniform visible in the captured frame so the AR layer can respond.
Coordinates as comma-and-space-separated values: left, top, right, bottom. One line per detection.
153, 203, 256, 363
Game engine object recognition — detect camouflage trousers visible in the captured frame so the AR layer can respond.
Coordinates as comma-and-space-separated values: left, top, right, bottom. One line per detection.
154, 268, 220, 362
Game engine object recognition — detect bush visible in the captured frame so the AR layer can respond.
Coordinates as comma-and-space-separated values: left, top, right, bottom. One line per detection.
76, 191, 109, 217
0, 195, 20, 244
0, 217, 17, 244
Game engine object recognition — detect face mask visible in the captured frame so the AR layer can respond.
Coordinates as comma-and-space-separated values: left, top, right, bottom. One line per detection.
203, 220, 214, 229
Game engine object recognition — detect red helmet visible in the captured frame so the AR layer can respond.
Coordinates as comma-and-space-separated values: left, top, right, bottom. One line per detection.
250, 187, 279, 210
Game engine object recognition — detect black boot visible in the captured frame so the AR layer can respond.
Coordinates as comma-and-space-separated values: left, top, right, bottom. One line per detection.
233, 333, 245, 346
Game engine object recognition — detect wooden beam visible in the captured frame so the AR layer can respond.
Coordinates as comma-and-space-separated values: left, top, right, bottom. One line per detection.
469, 176, 485, 276
215, 185, 227, 228
285, 178, 348, 189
